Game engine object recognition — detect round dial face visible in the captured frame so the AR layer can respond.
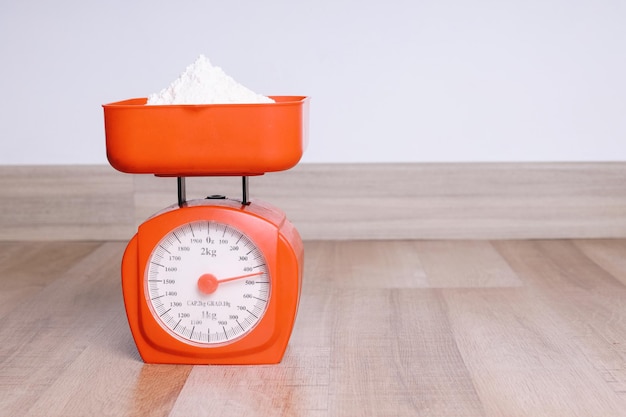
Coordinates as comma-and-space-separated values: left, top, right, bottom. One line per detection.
145, 220, 271, 346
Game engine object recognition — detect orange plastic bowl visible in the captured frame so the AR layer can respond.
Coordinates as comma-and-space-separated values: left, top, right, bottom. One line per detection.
103, 96, 309, 176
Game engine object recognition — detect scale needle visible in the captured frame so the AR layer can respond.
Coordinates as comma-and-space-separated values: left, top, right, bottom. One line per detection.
197, 272, 264, 295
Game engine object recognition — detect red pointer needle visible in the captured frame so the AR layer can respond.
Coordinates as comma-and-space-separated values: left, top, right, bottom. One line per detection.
197, 272, 264, 295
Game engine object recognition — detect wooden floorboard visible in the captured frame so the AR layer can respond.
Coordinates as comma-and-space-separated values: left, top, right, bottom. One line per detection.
0, 239, 625, 416
2, 162, 626, 240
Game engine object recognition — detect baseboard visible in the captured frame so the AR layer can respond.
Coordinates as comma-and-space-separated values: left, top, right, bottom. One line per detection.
1, 162, 625, 240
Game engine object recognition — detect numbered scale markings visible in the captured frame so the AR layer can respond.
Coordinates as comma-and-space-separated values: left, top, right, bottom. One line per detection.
145, 220, 271, 346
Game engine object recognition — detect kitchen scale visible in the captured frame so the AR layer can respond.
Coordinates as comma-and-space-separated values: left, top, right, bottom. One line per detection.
103, 96, 309, 364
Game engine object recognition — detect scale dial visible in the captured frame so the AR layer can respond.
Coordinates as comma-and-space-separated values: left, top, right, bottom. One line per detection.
145, 220, 271, 346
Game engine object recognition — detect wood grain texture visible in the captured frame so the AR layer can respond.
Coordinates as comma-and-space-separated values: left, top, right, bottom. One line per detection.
270, 162, 626, 240
412, 240, 522, 288
0, 165, 135, 240
1, 239, 625, 416
575, 239, 626, 286
1, 162, 626, 240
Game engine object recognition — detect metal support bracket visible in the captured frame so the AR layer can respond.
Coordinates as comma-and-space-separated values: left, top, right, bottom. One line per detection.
177, 176, 250, 207
241, 176, 250, 205
177, 177, 186, 207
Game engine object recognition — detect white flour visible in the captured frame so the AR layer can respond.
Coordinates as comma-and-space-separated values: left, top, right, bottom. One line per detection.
146, 55, 274, 105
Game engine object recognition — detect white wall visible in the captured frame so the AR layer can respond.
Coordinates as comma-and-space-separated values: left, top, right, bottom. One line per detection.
1, 0, 625, 165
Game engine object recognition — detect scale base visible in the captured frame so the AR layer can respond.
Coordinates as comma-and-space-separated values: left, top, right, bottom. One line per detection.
121, 199, 303, 365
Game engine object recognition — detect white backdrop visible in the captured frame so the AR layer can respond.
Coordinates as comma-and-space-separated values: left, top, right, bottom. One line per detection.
1, 0, 625, 164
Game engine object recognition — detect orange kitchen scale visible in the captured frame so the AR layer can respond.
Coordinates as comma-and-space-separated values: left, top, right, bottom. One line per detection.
103, 96, 309, 364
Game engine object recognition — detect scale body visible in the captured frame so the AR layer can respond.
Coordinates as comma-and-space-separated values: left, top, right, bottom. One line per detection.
122, 196, 303, 364
103, 96, 309, 364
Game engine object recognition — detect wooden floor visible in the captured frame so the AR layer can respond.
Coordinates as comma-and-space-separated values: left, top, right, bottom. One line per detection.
1, 239, 625, 416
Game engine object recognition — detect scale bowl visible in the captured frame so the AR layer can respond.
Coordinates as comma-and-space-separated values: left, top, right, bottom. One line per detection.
103, 96, 309, 176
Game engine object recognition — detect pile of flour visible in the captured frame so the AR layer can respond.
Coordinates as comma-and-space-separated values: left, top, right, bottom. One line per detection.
147, 55, 274, 105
